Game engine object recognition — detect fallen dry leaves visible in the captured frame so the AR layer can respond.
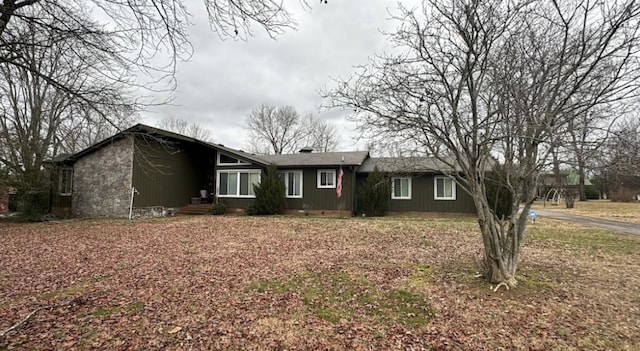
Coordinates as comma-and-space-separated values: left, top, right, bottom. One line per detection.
0, 215, 639, 350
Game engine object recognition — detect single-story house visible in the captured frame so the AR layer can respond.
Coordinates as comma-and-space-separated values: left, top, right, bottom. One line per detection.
50, 124, 477, 217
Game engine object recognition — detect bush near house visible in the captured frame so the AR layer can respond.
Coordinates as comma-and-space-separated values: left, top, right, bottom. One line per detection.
484, 165, 514, 220
210, 201, 227, 215
248, 163, 285, 215
585, 185, 600, 200
16, 173, 50, 221
359, 166, 390, 217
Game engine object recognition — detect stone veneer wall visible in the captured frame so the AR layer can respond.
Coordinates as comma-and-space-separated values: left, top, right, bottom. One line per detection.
72, 136, 134, 217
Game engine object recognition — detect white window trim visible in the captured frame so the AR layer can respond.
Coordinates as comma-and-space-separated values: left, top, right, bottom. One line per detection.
216, 169, 261, 198
283, 170, 303, 198
317, 169, 336, 189
216, 152, 250, 166
59, 168, 73, 196
391, 177, 412, 200
434, 176, 457, 200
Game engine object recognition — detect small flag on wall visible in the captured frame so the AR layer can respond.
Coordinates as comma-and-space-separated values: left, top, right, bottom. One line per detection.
336, 166, 344, 198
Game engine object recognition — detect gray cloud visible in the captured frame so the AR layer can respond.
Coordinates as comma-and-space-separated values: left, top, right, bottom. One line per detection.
143, 1, 414, 151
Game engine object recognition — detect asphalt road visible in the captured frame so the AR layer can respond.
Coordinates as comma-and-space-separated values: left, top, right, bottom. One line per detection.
534, 209, 640, 236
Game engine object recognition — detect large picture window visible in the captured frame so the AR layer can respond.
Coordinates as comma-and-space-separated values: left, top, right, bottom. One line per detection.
217, 170, 261, 197
392, 177, 411, 200
434, 176, 456, 200
317, 169, 336, 188
59, 168, 73, 196
282, 170, 303, 198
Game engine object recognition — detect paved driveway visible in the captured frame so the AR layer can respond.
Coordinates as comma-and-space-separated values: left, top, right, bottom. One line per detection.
534, 209, 640, 236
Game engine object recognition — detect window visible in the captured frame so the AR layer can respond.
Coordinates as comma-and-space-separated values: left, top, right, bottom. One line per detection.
217, 170, 261, 197
434, 176, 456, 200
317, 169, 336, 188
59, 168, 73, 196
282, 170, 303, 198
392, 177, 411, 200
217, 153, 248, 166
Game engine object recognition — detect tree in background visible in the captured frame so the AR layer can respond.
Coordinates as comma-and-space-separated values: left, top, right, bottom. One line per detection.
601, 117, 640, 201
156, 116, 213, 141
300, 114, 340, 153
359, 167, 390, 217
328, 0, 640, 287
245, 104, 340, 154
0, 14, 134, 219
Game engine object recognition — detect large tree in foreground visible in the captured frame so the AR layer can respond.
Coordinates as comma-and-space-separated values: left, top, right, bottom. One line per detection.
328, 0, 640, 287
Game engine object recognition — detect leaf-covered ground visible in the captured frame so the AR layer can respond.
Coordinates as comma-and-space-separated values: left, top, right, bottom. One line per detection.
534, 199, 640, 224
1, 216, 639, 350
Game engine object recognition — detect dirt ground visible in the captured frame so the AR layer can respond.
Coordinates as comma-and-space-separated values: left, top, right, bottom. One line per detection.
1, 216, 639, 350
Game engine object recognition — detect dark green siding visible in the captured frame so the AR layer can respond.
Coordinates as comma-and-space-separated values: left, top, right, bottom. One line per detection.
217, 197, 255, 210
282, 167, 355, 212
356, 173, 476, 214
132, 138, 216, 208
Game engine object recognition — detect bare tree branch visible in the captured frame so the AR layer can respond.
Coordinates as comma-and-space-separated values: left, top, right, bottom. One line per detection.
326, 0, 640, 287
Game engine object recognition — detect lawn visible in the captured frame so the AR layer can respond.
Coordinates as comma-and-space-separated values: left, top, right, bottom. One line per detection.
1, 216, 639, 350
534, 199, 640, 224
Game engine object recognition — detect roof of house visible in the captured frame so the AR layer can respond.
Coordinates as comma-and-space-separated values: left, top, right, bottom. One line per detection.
52, 124, 268, 166
257, 151, 370, 167
358, 157, 459, 173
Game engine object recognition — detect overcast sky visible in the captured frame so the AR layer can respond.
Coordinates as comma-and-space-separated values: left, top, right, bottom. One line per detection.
142, 1, 416, 152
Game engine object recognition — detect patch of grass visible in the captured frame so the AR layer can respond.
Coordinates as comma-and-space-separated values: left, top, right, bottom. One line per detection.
386, 289, 433, 326
246, 270, 434, 327
41, 285, 87, 299
556, 327, 570, 338
534, 200, 640, 224
516, 273, 554, 290
93, 301, 144, 317
407, 263, 433, 289
316, 307, 347, 323
527, 223, 640, 254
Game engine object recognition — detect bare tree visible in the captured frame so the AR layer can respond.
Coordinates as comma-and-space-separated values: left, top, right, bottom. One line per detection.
55, 111, 132, 155
246, 104, 340, 154
0, 16, 134, 216
328, 0, 640, 287
156, 116, 213, 141
246, 105, 303, 154
565, 108, 615, 201
602, 117, 640, 201
300, 114, 341, 153
0, 1, 309, 128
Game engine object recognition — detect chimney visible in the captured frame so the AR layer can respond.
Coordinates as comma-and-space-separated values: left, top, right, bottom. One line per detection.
299, 147, 313, 153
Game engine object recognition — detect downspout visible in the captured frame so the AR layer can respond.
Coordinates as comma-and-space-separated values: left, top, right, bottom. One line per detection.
351, 165, 357, 216
47, 165, 54, 215
128, 135, 136, 218
128, 187, 139, 220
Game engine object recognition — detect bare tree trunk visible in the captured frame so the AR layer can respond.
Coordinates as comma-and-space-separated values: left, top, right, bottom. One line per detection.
578, 160, 587, 201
